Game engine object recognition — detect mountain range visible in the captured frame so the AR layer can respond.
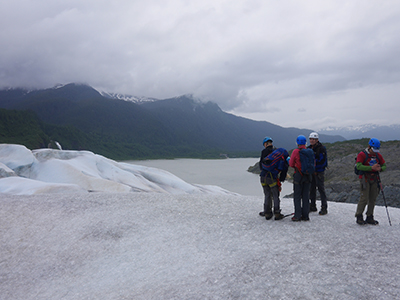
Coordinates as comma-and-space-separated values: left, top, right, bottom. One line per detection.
319, 124, 400, 141
99, 87, 400, 142
0, 83, 349, 160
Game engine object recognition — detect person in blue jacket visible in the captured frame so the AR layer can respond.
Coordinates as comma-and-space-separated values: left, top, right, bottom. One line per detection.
307, 132, 328, 215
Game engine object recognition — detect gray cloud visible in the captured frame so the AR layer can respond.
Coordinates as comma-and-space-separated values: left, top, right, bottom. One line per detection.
1, 0, 400, 129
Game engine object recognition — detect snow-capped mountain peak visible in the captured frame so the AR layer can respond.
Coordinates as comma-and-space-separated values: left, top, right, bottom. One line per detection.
99, 91, 158, 104
321, 124, 380, 133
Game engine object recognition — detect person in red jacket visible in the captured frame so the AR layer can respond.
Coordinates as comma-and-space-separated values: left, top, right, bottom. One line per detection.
355, 138, 386, 225
289, 135, 311, 221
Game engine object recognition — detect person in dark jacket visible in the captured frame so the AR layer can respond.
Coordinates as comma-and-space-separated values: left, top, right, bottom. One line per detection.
307, 132, 328, 215
260, 148, 289, 220
259, 137, 275, 219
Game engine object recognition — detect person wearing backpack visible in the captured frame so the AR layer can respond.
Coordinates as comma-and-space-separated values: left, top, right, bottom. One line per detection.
260, 148, 290, 220
307, 132, 328, 215
355, 138, 386, 225
259, 137, 276, 218
289, 135, 315, 221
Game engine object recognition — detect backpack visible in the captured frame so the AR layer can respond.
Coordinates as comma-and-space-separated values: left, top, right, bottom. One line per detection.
261, 148, 289, 175
354, 150, 380, 175
299, 148, 315, 175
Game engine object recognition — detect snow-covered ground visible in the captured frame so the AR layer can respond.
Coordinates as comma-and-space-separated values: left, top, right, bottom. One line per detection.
1, 144, 399, 299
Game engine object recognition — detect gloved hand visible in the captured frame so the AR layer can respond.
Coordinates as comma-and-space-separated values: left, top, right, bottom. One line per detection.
371, 163, 381, 172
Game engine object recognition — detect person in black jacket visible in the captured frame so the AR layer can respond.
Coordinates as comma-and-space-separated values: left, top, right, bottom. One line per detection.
259, 137, 276, 219
307, 132, 328, 215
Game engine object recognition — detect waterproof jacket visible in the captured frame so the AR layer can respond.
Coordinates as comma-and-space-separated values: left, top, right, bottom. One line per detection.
289, 145, 307, 173
307, 141, 327, 173
356, 149, 386, 180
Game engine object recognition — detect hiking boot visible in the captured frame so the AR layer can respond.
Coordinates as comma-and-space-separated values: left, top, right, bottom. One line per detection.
319, 209, 328, 215
274, 213, 285, 220
301, 216, 310, 221
310, 206, 317, 212
259, 211, 265, 217
265, 212, 273, 220
366, 215, 379, 225
356, 214, 366, 225
291, 216, 301, 222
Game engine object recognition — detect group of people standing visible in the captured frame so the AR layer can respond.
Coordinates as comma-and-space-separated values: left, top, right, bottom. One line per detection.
259, 134, 386, 224
259, 133, 327, 222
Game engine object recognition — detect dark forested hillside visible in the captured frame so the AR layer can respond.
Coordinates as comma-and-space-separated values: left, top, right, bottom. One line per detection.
0, 83, 345, 160
0, 108, 172, 160
140, 95, 345, 152
0, 109, 48, 149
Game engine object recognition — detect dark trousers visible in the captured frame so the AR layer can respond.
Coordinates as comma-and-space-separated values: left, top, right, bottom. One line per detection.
262, 184, 280, 214
310, 172, 327, 209
260, 174, 280, 213
293, 172, 311, 219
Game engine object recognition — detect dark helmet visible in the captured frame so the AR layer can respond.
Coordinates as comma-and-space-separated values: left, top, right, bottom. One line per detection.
263, 137, 273, 145
296, 135, 307, 145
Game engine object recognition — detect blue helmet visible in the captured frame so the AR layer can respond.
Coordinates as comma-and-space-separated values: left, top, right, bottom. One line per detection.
263, 137, 273, 145
296, 135, 307, 145
369, 138, 381, 149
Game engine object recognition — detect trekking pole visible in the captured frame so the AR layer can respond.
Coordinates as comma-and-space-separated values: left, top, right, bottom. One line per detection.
283, 212, 295, 218
377, 173, 392, 226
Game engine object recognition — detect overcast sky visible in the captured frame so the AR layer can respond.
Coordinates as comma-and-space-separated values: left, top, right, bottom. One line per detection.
1, 0, 400, 130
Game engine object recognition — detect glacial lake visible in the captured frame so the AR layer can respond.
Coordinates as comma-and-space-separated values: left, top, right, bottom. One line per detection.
128, 158, 293, 197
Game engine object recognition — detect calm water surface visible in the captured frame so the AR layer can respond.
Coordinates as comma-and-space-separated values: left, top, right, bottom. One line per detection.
128, 158, 292, 197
